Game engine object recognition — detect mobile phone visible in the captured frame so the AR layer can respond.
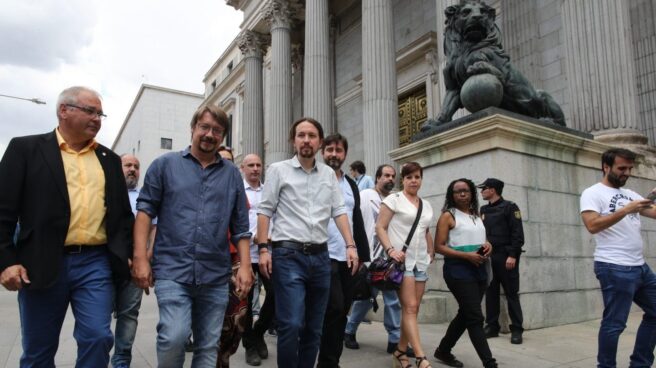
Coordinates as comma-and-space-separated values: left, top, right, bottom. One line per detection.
647, 192, 656, 202
476, 246, 486, 255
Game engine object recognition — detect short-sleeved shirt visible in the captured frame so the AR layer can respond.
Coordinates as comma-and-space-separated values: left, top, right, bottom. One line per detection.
382, 192, 434, 272
360, 188, 385, 261
355, 174, 374, 191
258, 155, 346, 243
580, 182, 645, 266
137, 147, 251, 285
443, 209, 488, 281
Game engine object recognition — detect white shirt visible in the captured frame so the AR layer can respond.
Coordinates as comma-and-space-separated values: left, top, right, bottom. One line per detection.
244, 179, 263, 263
580, 182, 645, 266
382, 192, 434, 272
258, 156, 346, 243
448, 209, 486, 251
327, 175, 354, 261
360, 188, 385, 261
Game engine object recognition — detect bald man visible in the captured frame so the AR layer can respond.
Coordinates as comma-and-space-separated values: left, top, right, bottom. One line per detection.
240, 154, 273, 366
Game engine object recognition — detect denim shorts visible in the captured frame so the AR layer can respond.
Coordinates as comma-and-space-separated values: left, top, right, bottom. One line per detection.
404, 266, 429, 282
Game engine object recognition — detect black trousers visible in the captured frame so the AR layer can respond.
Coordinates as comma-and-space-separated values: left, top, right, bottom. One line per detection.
439, 278, 495, 366
242, 264, 275, 348
485, 252, 523, 331
317, 260, 354, 368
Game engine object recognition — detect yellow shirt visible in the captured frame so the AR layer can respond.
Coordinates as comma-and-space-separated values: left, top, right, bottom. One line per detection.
56, 128, 107, 246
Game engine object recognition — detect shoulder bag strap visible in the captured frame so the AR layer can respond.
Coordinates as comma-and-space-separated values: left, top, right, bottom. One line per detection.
401, 199, 423, 253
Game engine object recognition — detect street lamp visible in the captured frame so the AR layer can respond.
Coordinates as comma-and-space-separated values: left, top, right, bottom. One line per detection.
0, 94, 46, 105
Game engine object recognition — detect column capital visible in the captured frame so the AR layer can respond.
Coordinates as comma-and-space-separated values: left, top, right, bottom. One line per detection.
238, 30, 267, 59
263, 0, 294, 30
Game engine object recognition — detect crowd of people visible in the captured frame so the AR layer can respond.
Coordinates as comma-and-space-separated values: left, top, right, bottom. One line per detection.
0, 85, 655, 368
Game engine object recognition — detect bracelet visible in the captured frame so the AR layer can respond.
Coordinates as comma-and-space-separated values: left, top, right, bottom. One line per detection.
259, 248, 269, 253
346, 244, 356, 249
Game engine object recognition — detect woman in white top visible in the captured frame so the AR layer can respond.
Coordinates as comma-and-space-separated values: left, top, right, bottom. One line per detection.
376, 162, 434, 368
433, 178, 497, 368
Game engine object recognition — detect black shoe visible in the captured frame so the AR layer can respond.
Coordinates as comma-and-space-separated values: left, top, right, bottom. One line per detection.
511, 329, 523, 344
344, 333, 359, 349
484, 325, 499, 338
184, 336, 194, 352
255, 338, 268, 359
433, 347, 464, 368
245, 346, 262, 366
484, 358, 498, 368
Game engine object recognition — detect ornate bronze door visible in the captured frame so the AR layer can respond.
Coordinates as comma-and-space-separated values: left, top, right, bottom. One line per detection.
398, 87, 428, 146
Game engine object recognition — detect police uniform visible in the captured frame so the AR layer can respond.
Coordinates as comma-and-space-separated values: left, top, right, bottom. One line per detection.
481, 197, 524, 336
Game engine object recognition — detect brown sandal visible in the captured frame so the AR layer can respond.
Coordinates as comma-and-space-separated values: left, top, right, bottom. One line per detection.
393, 348, 412, 368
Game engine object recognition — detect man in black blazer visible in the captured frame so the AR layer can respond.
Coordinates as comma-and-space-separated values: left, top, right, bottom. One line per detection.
0, 86, 133, 367
317, 133, 370, 368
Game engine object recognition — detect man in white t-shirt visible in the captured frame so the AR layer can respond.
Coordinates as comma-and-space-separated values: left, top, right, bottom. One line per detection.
580, 148, 656, 368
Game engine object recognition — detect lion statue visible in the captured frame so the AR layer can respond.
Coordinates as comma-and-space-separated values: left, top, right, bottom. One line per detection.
421, 0, 565, 133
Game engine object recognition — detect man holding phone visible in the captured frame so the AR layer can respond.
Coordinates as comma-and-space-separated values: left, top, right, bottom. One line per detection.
580, 148, 656, 368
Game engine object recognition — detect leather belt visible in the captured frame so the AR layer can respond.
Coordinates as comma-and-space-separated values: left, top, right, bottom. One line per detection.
63, 244, 107, 254
272, 240, 328, 255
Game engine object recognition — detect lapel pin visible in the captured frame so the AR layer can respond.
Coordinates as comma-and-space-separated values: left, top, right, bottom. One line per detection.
102, 152, 106, 156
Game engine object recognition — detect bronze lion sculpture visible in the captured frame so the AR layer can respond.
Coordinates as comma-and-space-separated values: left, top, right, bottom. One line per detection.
421, 0, 565, 132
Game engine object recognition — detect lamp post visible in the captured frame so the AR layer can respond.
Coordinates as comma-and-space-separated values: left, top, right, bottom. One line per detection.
0, 94, 46, 105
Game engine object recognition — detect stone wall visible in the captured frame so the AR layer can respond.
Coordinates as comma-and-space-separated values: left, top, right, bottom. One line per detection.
385, 111, 656, 329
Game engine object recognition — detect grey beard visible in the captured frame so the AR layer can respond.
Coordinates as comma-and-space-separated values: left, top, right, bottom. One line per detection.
383, 182, 395, 192
125, 177, 138, 189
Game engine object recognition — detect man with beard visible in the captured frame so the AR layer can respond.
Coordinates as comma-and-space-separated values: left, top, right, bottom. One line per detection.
580, 148, 656, 368
257, 118, 359, 368
112, 154, 149, 368
132, 105, 253, 367
316, 134, 369, 368
344, 164, 410, 355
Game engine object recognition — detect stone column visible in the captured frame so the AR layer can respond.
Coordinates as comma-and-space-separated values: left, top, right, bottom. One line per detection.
562, 1, 643, 138
303, 0, 332, 130
362, 0, 398, 169
238, 31, 266, 159
264, 0, 293, 164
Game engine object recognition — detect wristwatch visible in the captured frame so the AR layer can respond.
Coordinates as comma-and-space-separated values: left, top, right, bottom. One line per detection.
258, 243, 269, 251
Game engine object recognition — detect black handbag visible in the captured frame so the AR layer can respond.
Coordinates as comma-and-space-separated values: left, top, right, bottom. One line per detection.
367, 199, 423, 291
351, 263, 372, 301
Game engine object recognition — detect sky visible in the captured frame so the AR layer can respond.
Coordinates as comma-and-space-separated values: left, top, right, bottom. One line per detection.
0, 0, 243, 156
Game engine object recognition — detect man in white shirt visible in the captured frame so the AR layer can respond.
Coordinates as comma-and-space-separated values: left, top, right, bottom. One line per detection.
580, 148, 656, 368
257, 117, 359, 368
240, 154, 273, 366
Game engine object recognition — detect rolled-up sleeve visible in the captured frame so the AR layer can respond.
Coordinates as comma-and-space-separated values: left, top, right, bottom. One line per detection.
330, 173, 346, 218
230, 171, 252, 244
258, 164, 280, 218
136, 158, 162, 219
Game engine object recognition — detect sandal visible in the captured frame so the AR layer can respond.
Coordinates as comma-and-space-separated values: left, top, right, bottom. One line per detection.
393, 348, 412, 368
415, 356, 433, 368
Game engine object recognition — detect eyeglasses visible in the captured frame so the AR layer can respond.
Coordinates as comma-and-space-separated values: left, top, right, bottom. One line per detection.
65, 104, 107, 120
197, 123, 224, 136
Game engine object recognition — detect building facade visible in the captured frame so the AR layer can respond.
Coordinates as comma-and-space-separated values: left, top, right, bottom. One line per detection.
112, 84, 204, 188
206, 0, 656, 171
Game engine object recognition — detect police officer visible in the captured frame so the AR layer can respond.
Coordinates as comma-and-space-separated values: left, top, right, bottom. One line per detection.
478, 178, 525, 344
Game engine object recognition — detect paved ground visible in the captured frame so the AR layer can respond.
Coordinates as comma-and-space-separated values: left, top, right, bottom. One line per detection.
0, 288, 644, 367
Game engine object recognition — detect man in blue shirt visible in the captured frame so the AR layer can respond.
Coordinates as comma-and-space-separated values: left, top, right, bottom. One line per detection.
132, 105, 253, 367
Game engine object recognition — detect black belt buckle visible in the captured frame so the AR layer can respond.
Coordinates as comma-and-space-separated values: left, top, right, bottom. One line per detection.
301, 242, 313, 255
66, 244, 83, 254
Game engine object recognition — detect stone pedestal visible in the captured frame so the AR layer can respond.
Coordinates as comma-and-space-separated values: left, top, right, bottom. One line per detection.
370, 109, 656, 328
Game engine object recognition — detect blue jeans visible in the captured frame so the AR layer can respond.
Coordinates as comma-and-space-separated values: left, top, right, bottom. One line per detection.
345, 287, 401, 343
111, 279, 144, 367
18, 247, 114, 368
594, 261, 656, 368
273, 247, 331, 368
154, 280, 229, 368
